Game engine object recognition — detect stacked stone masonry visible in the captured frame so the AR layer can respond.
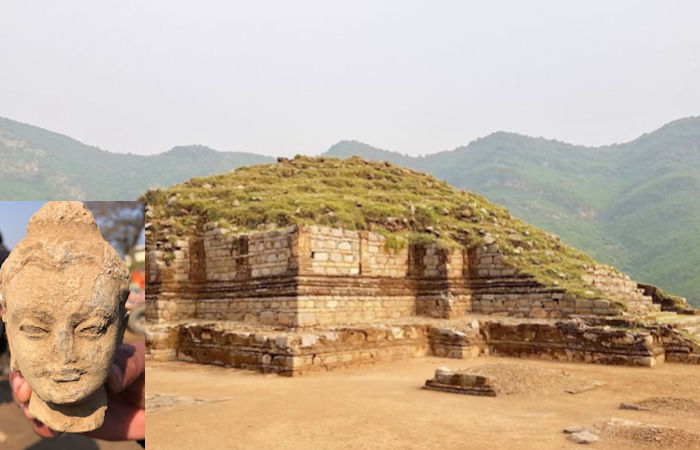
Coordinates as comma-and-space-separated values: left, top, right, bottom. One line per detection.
146, 225, 699, 374
147, 315, 698, 375
147, 226, 662, 328
469, 246, 619, 318
582, 265, 659, 314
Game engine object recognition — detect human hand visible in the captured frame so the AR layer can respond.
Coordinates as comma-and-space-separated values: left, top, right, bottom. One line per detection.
9, 340, 145, 441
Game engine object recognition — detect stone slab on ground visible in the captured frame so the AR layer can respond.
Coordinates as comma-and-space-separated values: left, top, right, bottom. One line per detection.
568, 430, 599, 444
424, 366, 497, 396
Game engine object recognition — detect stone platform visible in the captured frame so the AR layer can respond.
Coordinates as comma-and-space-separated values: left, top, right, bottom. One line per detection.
148, 320, 430, 376
146, 313, 700, 376
424, 367, 497, 396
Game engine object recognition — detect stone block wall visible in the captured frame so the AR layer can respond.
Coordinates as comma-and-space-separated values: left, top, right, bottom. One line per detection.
172, 322, 431, 375
361, 232, 409, 277
300, 226, 361, 276
468, 245, 620, 318
408, 244, 466, 278
148, 315, 695, 373
204, 226, 298, 281
298, 226, 410, 278
290, 227, 421, 325
146, 240, 196, 323
147, 227, 642, 329
294, 232, 471, 324
147, 228, 301, 326
483, 319, 666, 367
638, 283, 695, 314
469, 244, 566, 318
293, 276, 417, 326
470, 244, 517, 278
148, 226, 434, 328
429, 322, 484, 359
582, 265, 658, 314
413, 245, 471, 319
192, 278, 300, 326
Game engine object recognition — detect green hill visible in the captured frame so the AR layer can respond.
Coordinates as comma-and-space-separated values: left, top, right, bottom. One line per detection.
324, 118, 700, 306
0, 117, 273, 199
2, 114, 697, 306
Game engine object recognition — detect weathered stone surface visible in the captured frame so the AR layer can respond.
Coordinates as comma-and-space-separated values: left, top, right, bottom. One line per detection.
424, 366, 497, 396
567, 430, 599, 444
0, 202, 130, 432
145, 222, 699, 375
563, 425, 587, 434
620, 402, 649, 411
28, 388, 107, 433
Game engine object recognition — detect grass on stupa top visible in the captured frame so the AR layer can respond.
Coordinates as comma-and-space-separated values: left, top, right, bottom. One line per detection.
143, 155, 609, 299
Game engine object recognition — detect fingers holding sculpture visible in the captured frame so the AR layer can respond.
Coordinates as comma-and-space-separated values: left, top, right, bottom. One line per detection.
86, 340, 146, 441
85, 383, 146, 441
107, 340, 146, 409
9, 369, 31, 403
9, 370, 63, 438
86, 341, 146, 440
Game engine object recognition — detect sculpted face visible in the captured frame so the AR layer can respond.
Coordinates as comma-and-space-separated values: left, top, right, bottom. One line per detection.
0, 202, 129, 414
4, 264, 124, 404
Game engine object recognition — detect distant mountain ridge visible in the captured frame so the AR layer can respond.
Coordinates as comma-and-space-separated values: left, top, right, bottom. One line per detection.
0, 116, 273, 200
324, 117, 700, 306
1, 115, 697, 306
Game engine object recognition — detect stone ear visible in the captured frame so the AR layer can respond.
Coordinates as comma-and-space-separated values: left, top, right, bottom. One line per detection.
119, 288, 130, 323
0, 292, 5, 317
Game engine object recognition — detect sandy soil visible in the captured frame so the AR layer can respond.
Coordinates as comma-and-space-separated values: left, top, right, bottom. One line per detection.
147, 355, 700, 450
0, 331, 144, 450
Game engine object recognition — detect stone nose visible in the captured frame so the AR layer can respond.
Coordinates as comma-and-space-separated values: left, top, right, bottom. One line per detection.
55, 327, 78, 364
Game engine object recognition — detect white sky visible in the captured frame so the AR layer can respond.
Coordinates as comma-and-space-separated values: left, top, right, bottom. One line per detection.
1, 0, 698, 156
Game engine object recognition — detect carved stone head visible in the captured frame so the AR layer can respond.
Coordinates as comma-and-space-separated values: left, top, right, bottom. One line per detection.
0, 202, 129, 431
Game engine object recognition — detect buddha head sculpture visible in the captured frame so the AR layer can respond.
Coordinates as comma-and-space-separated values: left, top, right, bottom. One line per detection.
0, 202, 130, 432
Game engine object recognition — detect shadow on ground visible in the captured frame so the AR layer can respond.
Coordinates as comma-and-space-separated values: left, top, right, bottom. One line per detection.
1, 377, 12, 404
24, 434, 100, 450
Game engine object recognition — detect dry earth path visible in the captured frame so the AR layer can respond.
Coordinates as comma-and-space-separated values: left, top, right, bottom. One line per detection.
146, 355, 700, 449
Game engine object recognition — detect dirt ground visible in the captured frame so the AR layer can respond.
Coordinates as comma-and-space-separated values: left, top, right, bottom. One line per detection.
0, 331, 144, 450
147, 355, 700, 450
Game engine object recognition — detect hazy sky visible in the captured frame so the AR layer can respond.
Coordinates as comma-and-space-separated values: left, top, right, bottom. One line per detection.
1, 1, 698, 156
0, 202, 144, 250
0, 202, 44, 249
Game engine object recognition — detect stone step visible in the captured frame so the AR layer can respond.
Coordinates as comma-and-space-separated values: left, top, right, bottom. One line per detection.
637, 295, 654, 304
622, 294, 654, 304
658, 315, 700, 341
627, 297, 657, 305
671, 315, 700, 328
683, 325, 700, 337
627, 301, 660, 311
626, 303, 661, 315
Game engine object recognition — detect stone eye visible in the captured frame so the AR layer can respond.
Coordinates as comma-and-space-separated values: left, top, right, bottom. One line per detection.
20, 324, 49, 338
77, 324, 106, 338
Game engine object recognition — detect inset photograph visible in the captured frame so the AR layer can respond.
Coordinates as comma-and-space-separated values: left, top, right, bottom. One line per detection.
0, 201, 145, 449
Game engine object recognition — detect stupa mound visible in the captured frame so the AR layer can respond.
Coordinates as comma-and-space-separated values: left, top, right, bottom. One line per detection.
143, 156, 699, 374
